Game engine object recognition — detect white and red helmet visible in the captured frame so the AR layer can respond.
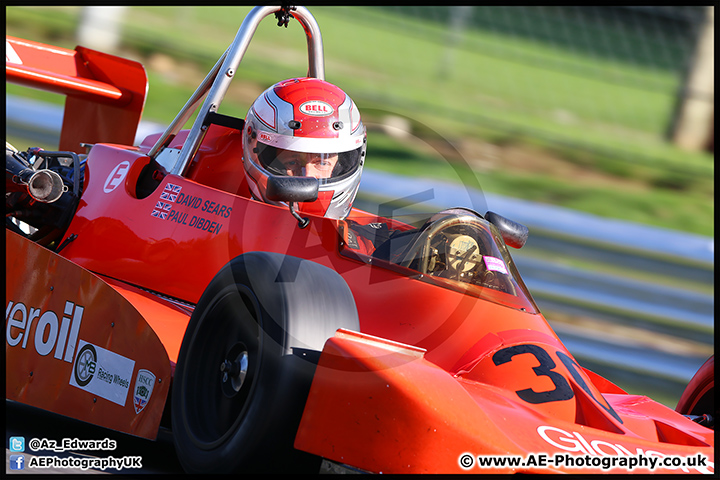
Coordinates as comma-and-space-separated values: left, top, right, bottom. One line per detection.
242, 77, 366, 219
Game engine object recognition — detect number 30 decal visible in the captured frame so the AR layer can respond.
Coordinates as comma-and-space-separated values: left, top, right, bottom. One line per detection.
492, 344, 622, 423
492, 344, 573, 404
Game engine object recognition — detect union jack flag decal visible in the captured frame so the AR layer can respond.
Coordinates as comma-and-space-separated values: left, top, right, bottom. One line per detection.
160, 183, 181, 202
155, 201, 172, 211
160, 191, 177, 202
151, 209, 168, 220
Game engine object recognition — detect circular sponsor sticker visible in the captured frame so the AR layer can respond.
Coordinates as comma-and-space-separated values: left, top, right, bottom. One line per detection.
74, 343, 97, 387
299, 100, 334, 117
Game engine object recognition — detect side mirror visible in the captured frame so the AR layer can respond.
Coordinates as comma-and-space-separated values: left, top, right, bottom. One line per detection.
485, 211, 529, 249
265, 175, 319, 203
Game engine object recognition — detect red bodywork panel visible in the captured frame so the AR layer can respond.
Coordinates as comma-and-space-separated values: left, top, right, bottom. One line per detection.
295, 330, 713, 474
6, 231, 174, 440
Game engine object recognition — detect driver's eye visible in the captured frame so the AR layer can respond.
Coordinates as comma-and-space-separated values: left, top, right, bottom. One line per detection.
280, 156, 302, 167
313, 159, 333, 169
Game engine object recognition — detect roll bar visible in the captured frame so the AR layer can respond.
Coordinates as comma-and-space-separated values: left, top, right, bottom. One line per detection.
148, 5, 325, 176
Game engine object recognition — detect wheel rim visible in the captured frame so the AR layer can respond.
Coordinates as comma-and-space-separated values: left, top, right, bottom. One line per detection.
220, 344, 250, 396
180, 285, 263, 450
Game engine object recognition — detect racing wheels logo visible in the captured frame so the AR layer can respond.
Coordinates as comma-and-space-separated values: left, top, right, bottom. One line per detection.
70, 340, 135, 407
73, 343, 97, 387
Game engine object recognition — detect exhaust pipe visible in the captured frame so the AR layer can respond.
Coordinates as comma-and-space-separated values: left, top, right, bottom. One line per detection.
27, 169, 68, 203
7, 148, 68, 203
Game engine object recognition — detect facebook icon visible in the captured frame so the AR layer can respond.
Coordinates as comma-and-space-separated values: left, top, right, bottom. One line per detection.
9, 454, 25, 470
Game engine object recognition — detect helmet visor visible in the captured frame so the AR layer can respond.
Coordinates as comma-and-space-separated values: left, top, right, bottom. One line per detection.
257, 143, 363, 183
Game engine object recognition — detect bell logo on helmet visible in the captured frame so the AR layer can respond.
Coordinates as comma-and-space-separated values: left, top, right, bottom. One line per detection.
299, 101, 334, 116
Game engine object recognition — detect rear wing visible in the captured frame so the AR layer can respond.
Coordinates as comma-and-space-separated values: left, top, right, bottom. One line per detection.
6, 35, 147, 152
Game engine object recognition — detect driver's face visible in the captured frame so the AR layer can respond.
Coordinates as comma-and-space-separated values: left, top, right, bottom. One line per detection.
275, 150, 338, 178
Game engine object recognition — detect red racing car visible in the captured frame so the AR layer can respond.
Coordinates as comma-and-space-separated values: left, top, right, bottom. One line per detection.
5, 5, 714, 474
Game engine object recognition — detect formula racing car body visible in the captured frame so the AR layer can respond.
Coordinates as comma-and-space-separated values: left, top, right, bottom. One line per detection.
5, 6, 714, 474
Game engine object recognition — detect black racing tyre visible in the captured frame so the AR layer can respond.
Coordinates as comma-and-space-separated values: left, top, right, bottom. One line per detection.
171, 252, 359, 473
676, 355, 715, 428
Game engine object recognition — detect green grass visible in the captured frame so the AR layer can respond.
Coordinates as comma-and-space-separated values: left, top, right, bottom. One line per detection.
316, 8, 676, 136
5, 6, 713, 237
